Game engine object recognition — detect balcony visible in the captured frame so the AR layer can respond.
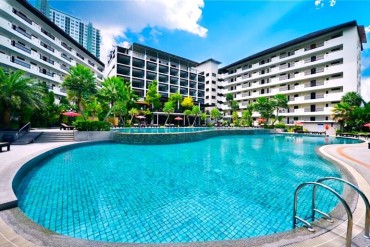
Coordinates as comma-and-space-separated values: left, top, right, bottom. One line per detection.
13, 26, 31, 39
40, 55, 54, 65
39, 68, 54, 77
61, 53, 72, 62
13, 9, 32, 25
61, 42, 72, 52
13, 42, 31, 54
41, 28, 55, 41
12, 57, 30, 68
40, 41, 55, 52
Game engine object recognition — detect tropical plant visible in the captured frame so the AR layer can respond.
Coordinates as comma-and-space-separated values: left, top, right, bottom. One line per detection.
128, 108, 139, 124
145, 80, 161, 110
183, 109, 192, 126
169, 92, 182, 111
181, 96, 194, 109
342, 92, 365, 107
271, 94, 288, 125
62, 64, 96, 119
210, 108, 221, 123
231, 100, 239, 114
163, 101, 175, 125
191, 105, 201, 126
85, 96, 103, 119
254, 97, 274, 125
0, 68, 45, 127
200, 112, 207, 125
331, 102, 352, 131
99, 76, 125, 120
232, 111, 239, 124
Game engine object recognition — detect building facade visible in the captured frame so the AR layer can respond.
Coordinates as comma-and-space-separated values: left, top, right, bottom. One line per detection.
0, 0, 104, 102
219, 21, 367, 124
33, 0, 101, 59
106, 43, 207, 106
48, 8, 101, 59
34, 0, 49, 16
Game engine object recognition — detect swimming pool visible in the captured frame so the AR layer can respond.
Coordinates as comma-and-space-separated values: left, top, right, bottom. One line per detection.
116, 127, 213, 133
14, 135, 361, 243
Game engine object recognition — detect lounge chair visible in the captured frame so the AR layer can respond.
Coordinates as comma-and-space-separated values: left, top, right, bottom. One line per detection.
0, 142, 10, 152
60, 123, 74, 130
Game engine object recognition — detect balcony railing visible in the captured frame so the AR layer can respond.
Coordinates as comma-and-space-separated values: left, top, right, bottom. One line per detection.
12, 57, 30, 68
39, 69, 54, 77
61, 53, 72, 62
13, 9, 32, 25
304, 81, 325, 88
13, 42, 31, 54
41, 28, 55, 40
40, 55, 54, 65
61, 42, 72, 51
40, 41, 54, 52
13, 26, 31, 39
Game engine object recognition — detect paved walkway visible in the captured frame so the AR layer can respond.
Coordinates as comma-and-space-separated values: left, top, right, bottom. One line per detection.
0, 137, 369, 246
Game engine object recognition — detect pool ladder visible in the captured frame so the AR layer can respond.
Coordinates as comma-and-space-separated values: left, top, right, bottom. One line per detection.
293, 177, 370, 247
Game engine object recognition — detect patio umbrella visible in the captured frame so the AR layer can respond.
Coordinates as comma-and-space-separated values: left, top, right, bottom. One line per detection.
62, 111, 81, 117
136, 115, 146, 120
364, 123, 370, 127
174, 116, 183, 126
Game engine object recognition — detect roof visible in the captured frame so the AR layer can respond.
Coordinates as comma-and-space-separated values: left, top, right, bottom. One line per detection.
198, 58, 222, 66
219, 20, 365, 73
15, 0, 104, 67
131, 43, 199, 67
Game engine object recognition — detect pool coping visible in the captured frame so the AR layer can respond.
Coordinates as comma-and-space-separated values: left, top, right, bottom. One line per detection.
0, 137, 369, 246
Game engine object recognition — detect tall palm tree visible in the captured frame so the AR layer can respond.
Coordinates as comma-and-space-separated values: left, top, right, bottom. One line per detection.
163, 101, 174, 125
0, 68, 44, 127
62, 64, 96, 118
331, 102, 352, 131
191, 105, 201, 126
271, 94, 288, 125
342, 92, 365, 107
169, 92, 182, 111
99, 76, 125, 120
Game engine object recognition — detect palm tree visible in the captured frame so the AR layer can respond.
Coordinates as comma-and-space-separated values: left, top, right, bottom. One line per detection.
163, 101, 174, 125
169, 92, 182, 111
128, 108, 139, 125
342, 92, 365, 107
200, 112, 207, 126
210, 108, 221, 124
191, 105, 201, 126
271, 94, 288, 125
145, 80, 161, 110
331, 102, 352, 131
62, 64, 96, 119
99, 76, 125, 120
0, 68, 44, 127
183, 109, 192, 126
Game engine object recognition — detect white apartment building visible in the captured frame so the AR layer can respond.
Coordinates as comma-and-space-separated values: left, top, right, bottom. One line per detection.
219, 21, 367, 124
106, 43, 207, 106
0, 0, 104, 102
48, 8, 101, 59
194, 59, 222, 111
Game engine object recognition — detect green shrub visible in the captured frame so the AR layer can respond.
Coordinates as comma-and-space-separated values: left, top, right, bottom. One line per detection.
274, 123, 286, 129
74, 120, 111, 131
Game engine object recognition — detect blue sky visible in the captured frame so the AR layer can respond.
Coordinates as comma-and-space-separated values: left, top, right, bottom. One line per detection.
31, 0, 370, 100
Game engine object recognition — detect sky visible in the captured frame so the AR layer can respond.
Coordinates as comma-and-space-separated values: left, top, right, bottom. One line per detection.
30, 0, 370, 101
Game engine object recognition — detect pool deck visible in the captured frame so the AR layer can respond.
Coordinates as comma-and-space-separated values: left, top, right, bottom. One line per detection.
0, 136, 369, 246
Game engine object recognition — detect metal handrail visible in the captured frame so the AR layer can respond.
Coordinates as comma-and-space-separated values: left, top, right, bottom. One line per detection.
293, 182, 353, 247
18, 122, 30, 139
316, 177, 370, 238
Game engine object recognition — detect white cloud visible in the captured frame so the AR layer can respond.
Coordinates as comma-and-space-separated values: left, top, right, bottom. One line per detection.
361, 77, 370, 103
94, 0, 207, 64
365, 25, 370, 34
314, 0, 336, 8
98, 25, 126, 63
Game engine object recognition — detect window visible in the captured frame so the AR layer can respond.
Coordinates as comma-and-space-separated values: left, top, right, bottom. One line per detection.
310, 117, 316, 121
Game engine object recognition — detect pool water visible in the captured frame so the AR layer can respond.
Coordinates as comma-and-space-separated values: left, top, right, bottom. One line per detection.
15, 135, 360, 243
116, 127, 213, 133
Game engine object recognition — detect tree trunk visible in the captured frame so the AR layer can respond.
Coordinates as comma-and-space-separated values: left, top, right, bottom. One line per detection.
2, 107, 11, 128
272, 107, 279, 125
192, 116, 197, 126
164, 114, 170, 125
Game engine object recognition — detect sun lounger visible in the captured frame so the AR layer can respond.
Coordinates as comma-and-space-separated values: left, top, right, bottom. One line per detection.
0, 142, 10, 152
60, 123, 74, 130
